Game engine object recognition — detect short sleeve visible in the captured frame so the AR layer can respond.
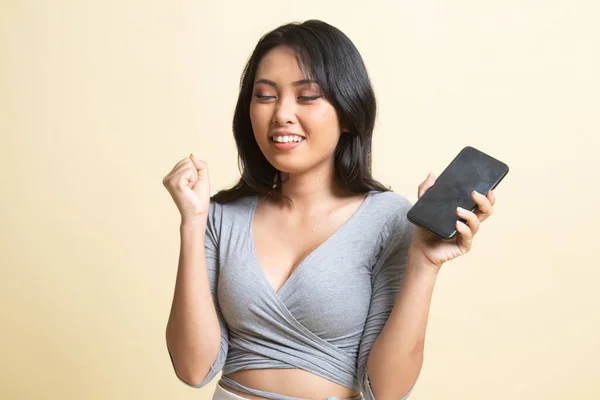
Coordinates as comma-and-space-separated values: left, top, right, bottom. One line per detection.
356, 210, 418, 399
169, 200, 230, 388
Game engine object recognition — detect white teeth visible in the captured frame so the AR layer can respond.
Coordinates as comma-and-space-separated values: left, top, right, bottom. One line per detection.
273, 135, 304, 143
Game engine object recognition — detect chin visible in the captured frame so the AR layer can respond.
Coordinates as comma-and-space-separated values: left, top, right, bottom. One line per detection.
267, 158, 309, 175
259, 145, 305, 172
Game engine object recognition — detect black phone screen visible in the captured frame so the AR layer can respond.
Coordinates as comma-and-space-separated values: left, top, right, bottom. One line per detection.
407, 146, 509, 239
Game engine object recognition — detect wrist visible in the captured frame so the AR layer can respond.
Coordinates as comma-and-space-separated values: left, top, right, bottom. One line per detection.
407, 247, 443, 276
180, 215, 208, 230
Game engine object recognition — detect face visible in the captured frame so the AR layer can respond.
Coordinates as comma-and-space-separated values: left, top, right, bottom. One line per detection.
249, 45, 344, 175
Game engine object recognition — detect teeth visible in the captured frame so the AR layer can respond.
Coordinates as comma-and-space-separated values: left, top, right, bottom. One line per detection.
272, 135, 304, 143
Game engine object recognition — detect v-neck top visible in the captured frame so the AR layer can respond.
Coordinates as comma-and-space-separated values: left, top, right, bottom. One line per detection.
170, 190, 416, 400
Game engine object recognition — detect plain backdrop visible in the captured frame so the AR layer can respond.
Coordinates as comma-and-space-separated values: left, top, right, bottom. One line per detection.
1, 0, 599, 399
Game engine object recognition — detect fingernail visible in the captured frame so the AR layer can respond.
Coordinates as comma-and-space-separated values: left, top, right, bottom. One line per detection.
190, 152, 195, 159
457, 206, 465, 214
473, 190, 481, 197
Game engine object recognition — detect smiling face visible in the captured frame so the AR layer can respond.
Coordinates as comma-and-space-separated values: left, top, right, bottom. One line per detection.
249, 46, 344, 175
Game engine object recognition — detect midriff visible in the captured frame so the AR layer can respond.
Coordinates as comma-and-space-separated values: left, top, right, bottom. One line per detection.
221, 368, 361, 400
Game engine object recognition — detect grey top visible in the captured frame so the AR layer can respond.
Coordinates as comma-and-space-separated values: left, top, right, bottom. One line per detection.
169, 190, 417, 400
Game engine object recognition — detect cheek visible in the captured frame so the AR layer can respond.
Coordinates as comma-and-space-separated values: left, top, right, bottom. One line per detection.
249, 104, 270, 131
302, 106, 341, 140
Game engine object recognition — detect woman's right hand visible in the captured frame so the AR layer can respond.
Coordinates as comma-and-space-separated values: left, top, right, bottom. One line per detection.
162, 154, 210, 222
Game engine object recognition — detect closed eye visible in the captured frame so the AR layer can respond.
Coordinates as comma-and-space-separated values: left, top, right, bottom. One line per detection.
253, 94, 323, 101
298, 95, 322, 101
254, 94, 275, 100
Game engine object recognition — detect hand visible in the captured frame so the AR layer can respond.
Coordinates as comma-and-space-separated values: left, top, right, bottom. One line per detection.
409, 171, 496, 270
162, 153, 211, 222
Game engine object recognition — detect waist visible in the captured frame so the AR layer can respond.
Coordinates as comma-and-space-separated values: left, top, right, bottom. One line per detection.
221, 369, 362, 400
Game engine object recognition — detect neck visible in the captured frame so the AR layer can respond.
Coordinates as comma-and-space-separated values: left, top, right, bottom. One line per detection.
277, 164, 344, 211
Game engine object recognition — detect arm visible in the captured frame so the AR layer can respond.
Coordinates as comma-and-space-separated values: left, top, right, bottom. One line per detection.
357, 211, 433, 400
366, 249, 438, 399
166, 202, 229, 387
359, 176, 496, 399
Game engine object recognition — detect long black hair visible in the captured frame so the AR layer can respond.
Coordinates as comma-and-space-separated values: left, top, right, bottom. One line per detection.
212, 19, 389, 204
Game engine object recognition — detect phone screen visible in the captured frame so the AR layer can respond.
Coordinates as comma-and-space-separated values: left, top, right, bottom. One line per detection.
407, 146, 509, 239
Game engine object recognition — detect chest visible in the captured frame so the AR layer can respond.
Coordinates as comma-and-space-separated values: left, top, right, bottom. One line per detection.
251, 201, 362, 295
219, 218, 375, 339
216, 194, 380, 341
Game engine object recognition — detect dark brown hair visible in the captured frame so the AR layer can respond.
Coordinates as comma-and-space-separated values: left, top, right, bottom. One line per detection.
212, 19, 389, 204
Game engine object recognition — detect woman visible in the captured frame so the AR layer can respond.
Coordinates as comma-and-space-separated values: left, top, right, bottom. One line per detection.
162, 20, 496, 400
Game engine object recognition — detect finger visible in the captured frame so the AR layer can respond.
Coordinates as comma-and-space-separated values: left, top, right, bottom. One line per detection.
173, 158, 199, 176
488, 190, 496, 206
164, 157, 196, 186
472, 190, 494, 222
174, 158, 200, 183
189, 154, 208, 173
173, 153, 200, 170
194, 159, 209, 181
417, 171, 436, 199
171, 156, 193, 171
191, 157, 207, 171
455, 220, 473, 253
457, 207, 481, 236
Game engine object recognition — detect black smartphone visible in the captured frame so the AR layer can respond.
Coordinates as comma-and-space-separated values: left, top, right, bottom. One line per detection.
407, 146, 509, 239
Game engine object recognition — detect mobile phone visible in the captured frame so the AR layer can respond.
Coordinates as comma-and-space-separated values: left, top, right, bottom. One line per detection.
407, 146, 509, 239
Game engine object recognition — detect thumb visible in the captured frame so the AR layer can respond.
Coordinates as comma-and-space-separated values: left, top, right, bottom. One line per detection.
189, 153, 203, 174
419, 171, 436, 198
189, 153, 209, 193
426, 171, 437, 186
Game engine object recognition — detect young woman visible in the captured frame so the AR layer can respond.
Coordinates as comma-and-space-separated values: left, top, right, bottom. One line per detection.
162, 20, 496, 400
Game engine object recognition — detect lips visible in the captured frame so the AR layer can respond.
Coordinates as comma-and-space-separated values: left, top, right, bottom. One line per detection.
269, 135, 305, 151
267, 131, 306, 152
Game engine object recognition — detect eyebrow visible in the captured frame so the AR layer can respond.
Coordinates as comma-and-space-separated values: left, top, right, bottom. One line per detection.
254, 78, 319, 88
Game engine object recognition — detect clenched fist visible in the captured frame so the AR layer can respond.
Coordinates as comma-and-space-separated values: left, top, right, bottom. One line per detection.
162, 153, 210, 222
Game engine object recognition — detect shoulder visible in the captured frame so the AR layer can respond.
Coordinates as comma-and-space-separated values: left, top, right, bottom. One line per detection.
208, 195, 256, 224
367, 190, 413, 221
367, 190, 415, 245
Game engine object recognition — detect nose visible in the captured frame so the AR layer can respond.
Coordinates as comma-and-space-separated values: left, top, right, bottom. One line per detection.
271, 95, 296, 126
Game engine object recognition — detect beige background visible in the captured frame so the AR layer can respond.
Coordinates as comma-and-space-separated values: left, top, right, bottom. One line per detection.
1, 0, 599, 399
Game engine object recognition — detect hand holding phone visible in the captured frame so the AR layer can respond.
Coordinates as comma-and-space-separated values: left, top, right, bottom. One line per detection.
407, 146, 509, 239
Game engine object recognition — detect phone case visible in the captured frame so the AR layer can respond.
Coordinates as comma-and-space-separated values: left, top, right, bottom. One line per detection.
407, 146, 509, 239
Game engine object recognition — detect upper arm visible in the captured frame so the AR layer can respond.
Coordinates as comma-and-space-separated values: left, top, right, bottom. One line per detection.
169, 200, 231, 388
356, 210, 415, 399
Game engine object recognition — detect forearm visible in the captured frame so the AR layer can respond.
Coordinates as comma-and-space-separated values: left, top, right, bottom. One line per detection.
166, 219, 222, 385
367, 250, 439, 399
